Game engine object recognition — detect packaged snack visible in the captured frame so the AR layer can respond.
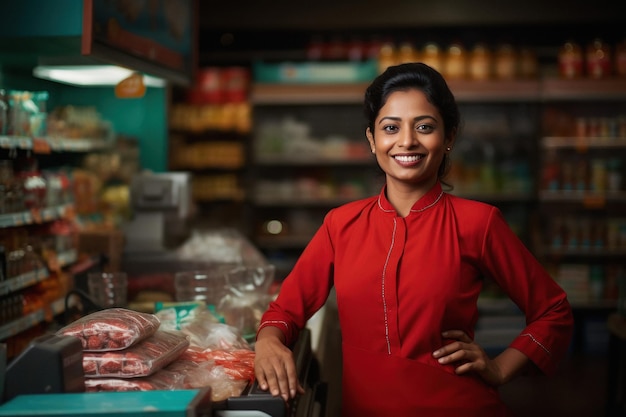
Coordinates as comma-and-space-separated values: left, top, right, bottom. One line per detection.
83, 330, 189, 378
57, 308, 160, 351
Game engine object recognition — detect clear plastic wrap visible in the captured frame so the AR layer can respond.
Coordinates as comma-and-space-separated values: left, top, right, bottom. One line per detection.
84, 368, 185, 392
82, 330, 190, 378
157, 304, 250, 351
166, 348, 255, 402
183, 362, 250, 402
57, 308, 160, 351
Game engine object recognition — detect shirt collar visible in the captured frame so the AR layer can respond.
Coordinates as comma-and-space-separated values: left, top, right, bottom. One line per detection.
377, 182, 444, 214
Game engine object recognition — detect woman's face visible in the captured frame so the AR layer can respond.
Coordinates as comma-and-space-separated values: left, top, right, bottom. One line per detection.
366, 88, 450, 191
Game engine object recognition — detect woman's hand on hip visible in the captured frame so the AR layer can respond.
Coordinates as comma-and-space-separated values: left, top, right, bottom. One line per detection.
432, 329, 505, 386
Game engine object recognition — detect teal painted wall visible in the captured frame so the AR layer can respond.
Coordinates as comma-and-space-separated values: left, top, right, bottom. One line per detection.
0, 0, 170, 172
55, 86, 169, 172
0, 0, 83, 37
0, 70, 168, 172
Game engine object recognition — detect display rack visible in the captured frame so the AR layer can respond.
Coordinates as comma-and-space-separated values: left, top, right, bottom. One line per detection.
0, 135, 109, 354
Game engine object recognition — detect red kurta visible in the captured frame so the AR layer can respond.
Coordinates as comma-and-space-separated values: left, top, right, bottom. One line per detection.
259, 182, 574, 416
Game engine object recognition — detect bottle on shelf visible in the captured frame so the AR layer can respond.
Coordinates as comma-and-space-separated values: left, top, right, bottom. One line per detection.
396, 40, 418, 65
518, 47, 538, 79
443, 42, 467, 80
377, 39, 397, 73
615, 38, 626, 77
468, 43, 492, 81
586, 38, 612, 79
558, 40, 584, 79
421, 42, 443, 73
494, 43, 517, 80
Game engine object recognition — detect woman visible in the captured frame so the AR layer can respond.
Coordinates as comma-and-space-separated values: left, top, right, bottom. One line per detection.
254, 62, 574, 416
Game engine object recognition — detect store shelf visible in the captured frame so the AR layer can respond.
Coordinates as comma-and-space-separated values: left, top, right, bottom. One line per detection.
251, 82, 370, 105
252, 78, 626, 106
538, 247, 626, 258
542, 137, 626, 149
450, 192, 535, 203
251, 79, 544, 105
0, 135, 111, 153
0, 203, 74, 228
0, 268, 48, 297
255, 196, 358, 207
447, 79, 542, 102
541, 77, 626, 101
538, 190, 626, 204
255, 155, 373, 166
0, 296, 67, 340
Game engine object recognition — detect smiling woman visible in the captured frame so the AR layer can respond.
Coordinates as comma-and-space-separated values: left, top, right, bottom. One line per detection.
365, 88, 450, 216
253, 62, 574, 417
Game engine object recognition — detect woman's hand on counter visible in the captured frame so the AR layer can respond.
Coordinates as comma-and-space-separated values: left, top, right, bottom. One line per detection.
254, 326, 305, 401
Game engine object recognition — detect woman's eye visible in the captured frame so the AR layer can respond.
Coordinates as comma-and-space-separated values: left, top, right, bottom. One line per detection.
383, 125, 398, 133
417, 124, 434, 132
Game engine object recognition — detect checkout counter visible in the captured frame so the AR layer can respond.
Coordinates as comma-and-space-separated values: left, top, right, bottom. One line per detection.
0, 172, 327, 416
0, 327, 325, 416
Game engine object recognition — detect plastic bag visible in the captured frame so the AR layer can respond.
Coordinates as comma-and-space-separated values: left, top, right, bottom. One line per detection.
84, 368, 185, 391
82, 330, 190, 378
158, 304, 250, 351
165, 347, 255, 401
57, 308, 160, 351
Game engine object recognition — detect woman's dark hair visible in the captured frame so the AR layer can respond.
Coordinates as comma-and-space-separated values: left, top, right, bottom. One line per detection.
364, 62, 461, 185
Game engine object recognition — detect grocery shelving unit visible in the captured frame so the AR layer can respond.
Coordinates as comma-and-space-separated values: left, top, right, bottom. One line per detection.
0, 135, 110, 357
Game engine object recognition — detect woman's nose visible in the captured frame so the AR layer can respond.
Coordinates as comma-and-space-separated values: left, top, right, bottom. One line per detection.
398, 129, 419, 147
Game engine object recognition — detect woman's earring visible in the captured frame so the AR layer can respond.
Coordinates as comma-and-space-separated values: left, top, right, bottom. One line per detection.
446, 147, 452, 151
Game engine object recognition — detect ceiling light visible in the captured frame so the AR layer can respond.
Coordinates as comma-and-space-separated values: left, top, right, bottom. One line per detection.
33, 65, 167, 88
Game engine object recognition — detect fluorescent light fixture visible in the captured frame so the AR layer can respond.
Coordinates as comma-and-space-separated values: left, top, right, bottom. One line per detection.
33, 65, 167, 88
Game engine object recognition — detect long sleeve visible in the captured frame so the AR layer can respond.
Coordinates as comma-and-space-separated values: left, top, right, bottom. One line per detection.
257, 216, 336, 347
479, 207, 574, 375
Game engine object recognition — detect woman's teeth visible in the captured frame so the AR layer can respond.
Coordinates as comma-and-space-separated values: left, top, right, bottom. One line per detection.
394, 155, 422, 162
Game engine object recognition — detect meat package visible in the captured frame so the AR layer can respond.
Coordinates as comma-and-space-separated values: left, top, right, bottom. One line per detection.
82, 330, 190, 378
84, 368, 185, 391
57, 308, 161, 351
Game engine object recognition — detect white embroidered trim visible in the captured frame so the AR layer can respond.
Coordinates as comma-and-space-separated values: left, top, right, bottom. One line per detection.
520, 333, 552, 356
258, 320, 289, 331
382, 218, 397, 355
377, 190, 444, 213
377, 195, 395, 212
410, 190, 444, 213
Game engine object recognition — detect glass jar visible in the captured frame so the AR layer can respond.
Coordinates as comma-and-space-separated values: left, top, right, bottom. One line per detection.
468, 43, 492, 80
558, 41, 583, 79
519, 48, 538, 78
377, 40, 397, 73
444, 42, 467, 80
494, 43, 517, 79
397, 40, 418, 64
586, 38, 612, 79
421, 42, 442, 73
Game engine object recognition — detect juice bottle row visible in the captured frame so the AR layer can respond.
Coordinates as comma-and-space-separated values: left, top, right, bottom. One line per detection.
541, 154, 623, 193
547, 216, 626, 252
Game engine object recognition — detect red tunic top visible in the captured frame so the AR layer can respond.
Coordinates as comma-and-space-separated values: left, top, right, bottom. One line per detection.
259, 182, 574, 417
